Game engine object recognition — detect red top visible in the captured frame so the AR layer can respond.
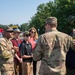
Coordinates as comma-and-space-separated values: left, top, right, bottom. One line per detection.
28, 37, 36, 50
0, 28, 4, 33
11, 38, 22, 62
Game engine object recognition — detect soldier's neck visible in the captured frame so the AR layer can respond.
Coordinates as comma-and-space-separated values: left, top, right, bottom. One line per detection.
50, 28, 57, 31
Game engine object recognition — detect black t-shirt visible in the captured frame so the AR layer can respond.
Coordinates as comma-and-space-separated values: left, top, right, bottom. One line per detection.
19, 40, 32, 62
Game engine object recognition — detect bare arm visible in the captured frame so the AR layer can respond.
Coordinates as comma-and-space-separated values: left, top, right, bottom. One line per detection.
21, 55, 32, 59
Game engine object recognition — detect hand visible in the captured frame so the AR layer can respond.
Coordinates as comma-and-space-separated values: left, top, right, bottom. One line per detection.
73, 39, 75, 43
13, 46, 19, 52
31, 53, 33, 57
19, 58, 23, 63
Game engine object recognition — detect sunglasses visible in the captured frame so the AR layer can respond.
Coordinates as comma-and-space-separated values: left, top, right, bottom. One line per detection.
6, 31, 14, 33
31, 31, 35, 33
25, 35, 30, 37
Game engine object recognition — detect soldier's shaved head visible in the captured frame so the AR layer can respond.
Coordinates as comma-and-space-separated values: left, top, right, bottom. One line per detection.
45, 17, 57, 27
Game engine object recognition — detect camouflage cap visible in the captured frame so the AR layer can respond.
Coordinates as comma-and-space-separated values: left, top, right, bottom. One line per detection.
23, 31, 30, 36
45, 17, 57, 26
3, 26, 14, 32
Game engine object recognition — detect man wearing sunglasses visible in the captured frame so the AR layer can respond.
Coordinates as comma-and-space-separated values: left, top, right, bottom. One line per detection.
0, 26, 15, 75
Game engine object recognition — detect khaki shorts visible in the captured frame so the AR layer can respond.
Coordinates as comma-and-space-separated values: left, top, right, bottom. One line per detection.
22, 62, 33, 75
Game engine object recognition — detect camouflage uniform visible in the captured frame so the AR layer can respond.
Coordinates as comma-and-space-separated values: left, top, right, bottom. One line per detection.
33, 30, 75, 75
0, 37, 14, 75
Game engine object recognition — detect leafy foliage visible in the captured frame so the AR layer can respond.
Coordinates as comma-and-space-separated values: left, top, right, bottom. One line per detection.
20, 23, 29, 31
29, 0, 75, 35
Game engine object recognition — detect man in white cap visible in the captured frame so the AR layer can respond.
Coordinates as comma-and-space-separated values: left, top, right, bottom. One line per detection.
11, 28, 22, 75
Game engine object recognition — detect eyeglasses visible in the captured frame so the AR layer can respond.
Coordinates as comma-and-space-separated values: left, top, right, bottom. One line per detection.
31, 31, 35, 33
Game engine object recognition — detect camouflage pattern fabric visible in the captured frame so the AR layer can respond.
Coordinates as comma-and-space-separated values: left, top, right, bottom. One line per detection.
0, 37, 14, 75
33, 30, 75, 75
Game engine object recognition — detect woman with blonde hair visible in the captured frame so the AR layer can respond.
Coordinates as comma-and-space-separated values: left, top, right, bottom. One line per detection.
28, 27, 38, 75
29, 27, 38, 39
29, 27, 38, 50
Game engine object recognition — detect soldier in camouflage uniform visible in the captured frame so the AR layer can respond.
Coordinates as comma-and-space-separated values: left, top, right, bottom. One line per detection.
0, 26, 15, 75
33, 17, 75, 75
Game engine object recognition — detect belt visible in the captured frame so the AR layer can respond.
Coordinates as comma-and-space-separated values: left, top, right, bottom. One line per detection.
6, 61, 13, 64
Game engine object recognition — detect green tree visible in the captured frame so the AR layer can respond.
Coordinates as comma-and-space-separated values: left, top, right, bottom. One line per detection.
29, 0, 75, 35
29, 1, 54, 34
54, 0, 75, 34
20, 23, 29, 31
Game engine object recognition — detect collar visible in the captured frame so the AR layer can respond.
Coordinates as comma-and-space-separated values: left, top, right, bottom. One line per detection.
47, 28, 58, 32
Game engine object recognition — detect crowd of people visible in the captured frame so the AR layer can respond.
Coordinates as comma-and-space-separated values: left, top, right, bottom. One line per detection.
0, 16, 75, 75
0, 26, 38, 75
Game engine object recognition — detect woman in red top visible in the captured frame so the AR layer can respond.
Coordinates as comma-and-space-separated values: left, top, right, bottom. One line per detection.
28, 27, 38, 75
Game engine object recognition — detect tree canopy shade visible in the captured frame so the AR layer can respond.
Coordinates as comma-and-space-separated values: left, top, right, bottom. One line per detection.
29, 0, 75, 35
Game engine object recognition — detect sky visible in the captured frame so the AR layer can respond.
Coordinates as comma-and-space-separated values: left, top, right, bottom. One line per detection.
0, 0, 53, 25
